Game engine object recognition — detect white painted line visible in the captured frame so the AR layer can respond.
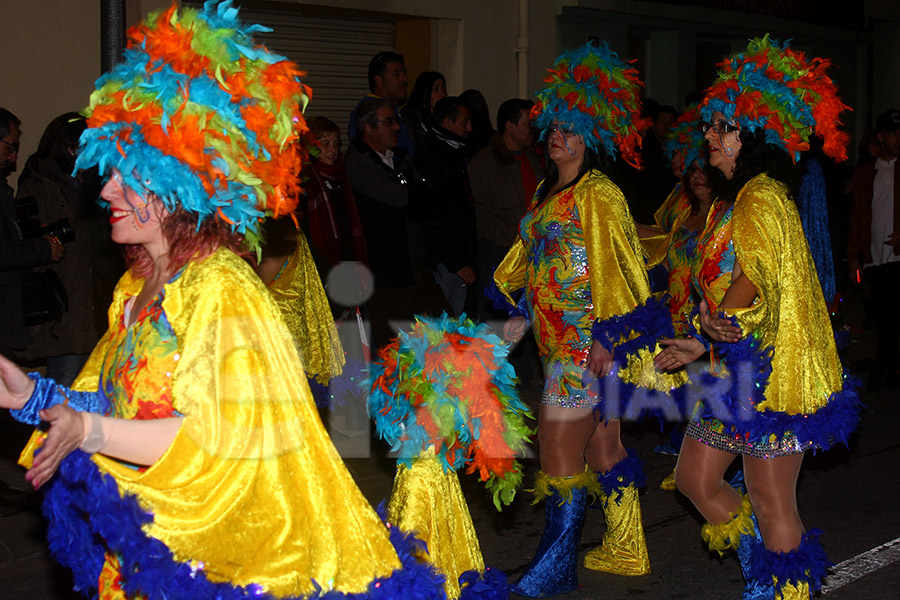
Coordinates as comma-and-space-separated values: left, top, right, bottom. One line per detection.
821, 536, 900, 594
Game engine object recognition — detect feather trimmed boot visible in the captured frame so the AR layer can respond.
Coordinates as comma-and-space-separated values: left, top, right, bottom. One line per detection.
701, 488, 772, 600
747, 529, 830, 600
510, 467, 598, 598
583, 450, 650, 576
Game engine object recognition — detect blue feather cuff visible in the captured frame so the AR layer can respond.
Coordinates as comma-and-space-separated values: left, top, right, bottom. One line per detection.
484, 280, 528, 319
748, 528, 830, 594
40, 451, 447, 599
696, 329, 862, 451
591, 296, 674, 352
11, 373, 110, 426
596, 449, 647, 500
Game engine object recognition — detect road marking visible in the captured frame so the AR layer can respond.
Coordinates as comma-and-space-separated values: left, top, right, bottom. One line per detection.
822, 536, 900, 594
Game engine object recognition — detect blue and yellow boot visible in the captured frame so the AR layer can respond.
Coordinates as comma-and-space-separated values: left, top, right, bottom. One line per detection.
701, 490, 773, 600
583, 450, 651, 576
510, 467, 599, 598
747, 529, 830, 600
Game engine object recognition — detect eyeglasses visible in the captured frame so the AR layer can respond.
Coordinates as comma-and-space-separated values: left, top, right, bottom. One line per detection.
547, 124, 576, 137
376, 117, 399, 127
701, 121, 740, 134
0, 138, 19, 153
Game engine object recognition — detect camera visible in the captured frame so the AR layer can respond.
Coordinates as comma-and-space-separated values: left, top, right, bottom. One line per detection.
14, 196, 76, 243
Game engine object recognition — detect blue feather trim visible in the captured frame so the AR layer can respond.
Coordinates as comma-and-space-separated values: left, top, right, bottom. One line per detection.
457, 566, 511, 600
595, 449, 647, 500
40, 451, 447, 599
307, 377, 330, 409
796, 157, 837, 305
11, 373, 111, 425
591, 296, 674, 352
698, 326, 862, 451
747, 529, 831, 594
484, 280, 528, 319
326, 358, 368, 409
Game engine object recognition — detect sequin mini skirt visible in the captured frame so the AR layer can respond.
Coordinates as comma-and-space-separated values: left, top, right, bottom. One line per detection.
541, 391, 595, 409
685, 418, 812, 458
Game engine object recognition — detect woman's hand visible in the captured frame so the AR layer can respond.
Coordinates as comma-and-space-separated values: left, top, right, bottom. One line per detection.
0, 354, 36, 411
699, 300, 742, 343
503, 316, 528, 342
654, 338, 706, 372
586, 340, 614, 379
26, 405, 85, 489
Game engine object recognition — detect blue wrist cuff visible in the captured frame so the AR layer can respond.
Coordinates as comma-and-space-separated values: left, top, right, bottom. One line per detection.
10, 373, 110, 425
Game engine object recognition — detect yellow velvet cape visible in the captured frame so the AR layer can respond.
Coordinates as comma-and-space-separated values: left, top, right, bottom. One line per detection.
494, 171, 684, 394
266, 232, 344, 384
22, 249, 399, 596
727, 174, 843, 413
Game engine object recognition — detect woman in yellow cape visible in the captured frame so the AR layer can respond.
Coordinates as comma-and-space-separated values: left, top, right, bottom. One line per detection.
0, 3, 444, 599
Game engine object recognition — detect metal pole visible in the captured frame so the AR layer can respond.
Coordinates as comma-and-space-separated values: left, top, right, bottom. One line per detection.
100, 0, 126, 74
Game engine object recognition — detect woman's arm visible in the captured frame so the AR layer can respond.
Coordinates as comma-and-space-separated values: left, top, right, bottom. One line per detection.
718, 259, 758, 310
26, 405, 183, 489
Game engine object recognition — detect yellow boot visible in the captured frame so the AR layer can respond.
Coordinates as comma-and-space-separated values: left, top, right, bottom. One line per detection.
583, 450, 650, 576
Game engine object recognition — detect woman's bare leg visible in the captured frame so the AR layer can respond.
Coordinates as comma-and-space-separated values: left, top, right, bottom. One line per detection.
743, 453, 804, 551
538, 405, 598, 476
675, 436, 741, 523
584, 418, 627, 473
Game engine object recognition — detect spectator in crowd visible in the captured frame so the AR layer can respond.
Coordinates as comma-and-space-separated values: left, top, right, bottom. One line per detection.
345, 98, 447, 346
469, 98, 544, 320
302, 116, 367, 278
15, 114, 105, 386
348, 51, 415, 155
401, 71, 447, 149
848, 108, 900, 389
856, 128, 882, 167
459, 89, 495, 158
0, 108, 64, 356
634, 104, 680, 224
414, 96, 476, 316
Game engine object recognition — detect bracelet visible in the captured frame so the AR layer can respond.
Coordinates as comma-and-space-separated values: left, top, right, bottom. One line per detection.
80, 412, 105, 454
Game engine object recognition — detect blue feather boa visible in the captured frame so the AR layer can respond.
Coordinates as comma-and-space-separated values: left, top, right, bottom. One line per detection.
591, 296, 674, 353
40, 451, 447, 599
697, 327, 861, 451
595, 449, 647, 501
747, 529, 831, 594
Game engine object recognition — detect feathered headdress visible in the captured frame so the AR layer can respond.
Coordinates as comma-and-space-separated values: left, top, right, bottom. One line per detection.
368, 314, 534, 510
700, 35, 850, 163
663, 104, 707, 174
531, 42, 649, 168
74, 0, 312, 251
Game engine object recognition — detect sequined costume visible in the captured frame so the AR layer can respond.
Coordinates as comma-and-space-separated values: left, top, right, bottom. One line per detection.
18, 250, 441, 598
494, 171, 680, 411
686, 175, 857, 457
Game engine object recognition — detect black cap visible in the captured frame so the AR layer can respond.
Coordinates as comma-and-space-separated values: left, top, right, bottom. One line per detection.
876, 109, 900, 132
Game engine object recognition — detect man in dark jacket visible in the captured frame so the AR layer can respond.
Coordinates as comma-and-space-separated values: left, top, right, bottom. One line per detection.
0, 108, 63, 356
414, 96, 477, 316
345, 97, 446, 346
468, 99, 544, 320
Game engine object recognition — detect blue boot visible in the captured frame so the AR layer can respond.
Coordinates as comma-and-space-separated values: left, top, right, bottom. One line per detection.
729, 471, 773, 600
511, 469, 595, 597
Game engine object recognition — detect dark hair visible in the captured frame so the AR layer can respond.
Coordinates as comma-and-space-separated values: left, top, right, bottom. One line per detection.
536, 142, 612, 205
708, 128, 799, 204
355, 98, 393, 138
681, 164, 714, 215
459, 89, 491, 130
432, 96, 464, 127
307, 116, 341, 139
656, 105, 679, 122
496, 99, 533, 133
368, 51, 404, 92
24, 112, 85, 174
0, 107, 21, 140
407, 71, 445, 118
